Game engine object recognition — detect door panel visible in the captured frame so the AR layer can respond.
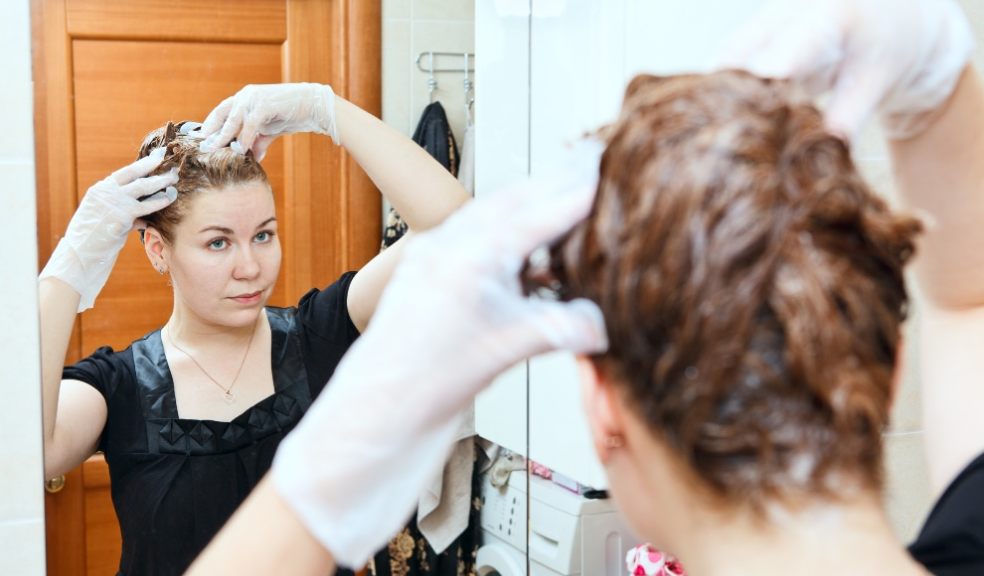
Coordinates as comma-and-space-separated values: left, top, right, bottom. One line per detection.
34, 0, 382, 573
72, 39, 286, 351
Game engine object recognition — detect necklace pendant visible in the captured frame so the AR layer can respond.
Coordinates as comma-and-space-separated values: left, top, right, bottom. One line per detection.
223, 391, 235, 404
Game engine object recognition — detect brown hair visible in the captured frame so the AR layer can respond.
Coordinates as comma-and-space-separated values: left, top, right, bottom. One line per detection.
138, 121, 270, 243
546, 71, 921, 509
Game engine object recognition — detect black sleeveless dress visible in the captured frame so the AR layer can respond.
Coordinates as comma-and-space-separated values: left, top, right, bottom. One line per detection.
63, 273, 360, 576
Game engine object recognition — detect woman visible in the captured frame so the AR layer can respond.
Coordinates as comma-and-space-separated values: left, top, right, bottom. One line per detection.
38, 83, 469, 575
193, 1, 984, 574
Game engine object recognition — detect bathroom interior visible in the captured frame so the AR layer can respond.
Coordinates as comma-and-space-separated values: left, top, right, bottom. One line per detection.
3, 0, 981, 574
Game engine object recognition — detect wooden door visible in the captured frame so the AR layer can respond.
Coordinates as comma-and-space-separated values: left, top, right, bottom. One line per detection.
32, 0, 381, 573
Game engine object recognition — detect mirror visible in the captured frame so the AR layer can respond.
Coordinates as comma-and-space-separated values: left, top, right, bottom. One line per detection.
10, 0, 955, 574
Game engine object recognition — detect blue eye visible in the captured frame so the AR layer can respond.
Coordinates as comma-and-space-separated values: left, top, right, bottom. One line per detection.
208, 238, 228, 250
254, 231, 274, 243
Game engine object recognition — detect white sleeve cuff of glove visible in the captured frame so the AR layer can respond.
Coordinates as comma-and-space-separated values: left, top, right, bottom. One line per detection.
313, 83, 339, 146
271, 410, 464, 569
880, 0, 975, 139
39, 240, 98, 312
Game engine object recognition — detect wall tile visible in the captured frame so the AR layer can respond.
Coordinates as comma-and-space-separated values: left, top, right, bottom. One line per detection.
883, 432, 933, 543
0, 519, 46, 576
414, 0, 475, 21
384, 0, 412, 20
383, 19, 413, 136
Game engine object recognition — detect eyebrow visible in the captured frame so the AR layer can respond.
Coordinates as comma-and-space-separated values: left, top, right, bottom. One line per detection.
199, 217, 277, 235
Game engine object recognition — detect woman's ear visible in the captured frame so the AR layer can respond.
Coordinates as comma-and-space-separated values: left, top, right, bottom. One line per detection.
142, 226, 169, 274
577, 355, 625, 465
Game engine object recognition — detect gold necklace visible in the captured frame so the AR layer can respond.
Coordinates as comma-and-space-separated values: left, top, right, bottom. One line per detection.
164, 321, 257, 404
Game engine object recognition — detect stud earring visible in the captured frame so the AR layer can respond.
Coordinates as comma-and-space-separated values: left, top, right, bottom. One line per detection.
604, 435, 624, 449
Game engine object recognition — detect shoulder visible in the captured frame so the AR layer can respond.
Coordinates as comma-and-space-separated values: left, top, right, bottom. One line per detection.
910, 451, 984, 572
62, 331, 154, 399
288, 272, 360, 341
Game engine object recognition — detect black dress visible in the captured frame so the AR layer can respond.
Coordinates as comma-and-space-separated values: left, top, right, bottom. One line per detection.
63, 273, 361, 576
909, 451, 984, 575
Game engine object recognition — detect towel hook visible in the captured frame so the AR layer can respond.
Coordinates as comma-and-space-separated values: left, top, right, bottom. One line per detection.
462, 53, 474, 118
427, 51, 438, 103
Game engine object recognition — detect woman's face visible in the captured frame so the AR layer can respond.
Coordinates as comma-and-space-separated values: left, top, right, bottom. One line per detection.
164, 181, 281, 328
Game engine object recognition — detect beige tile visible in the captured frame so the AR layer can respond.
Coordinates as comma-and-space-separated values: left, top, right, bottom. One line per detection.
959, 0, 984, 71
384, 0, 412, 19
890, 296, 923, 433
851, 121, 889, 164
383, 19, 413, 135
0, 519, 46, 576
414, 0, 475, 21
883, 432, 933, 543
855, 156, 900, 206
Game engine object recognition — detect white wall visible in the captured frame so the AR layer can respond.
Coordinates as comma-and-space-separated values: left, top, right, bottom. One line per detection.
0, 1, 45, 574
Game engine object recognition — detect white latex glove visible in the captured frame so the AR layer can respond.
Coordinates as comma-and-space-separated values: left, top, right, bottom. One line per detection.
39, 149, 178, 312
272, 142, 609, 569
715, 0, 974, 139
198, 83, 338, 160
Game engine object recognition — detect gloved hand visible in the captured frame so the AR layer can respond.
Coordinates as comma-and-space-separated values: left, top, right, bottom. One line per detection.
39, 149, 178, 312
715, 0, 974, 139
272, 142, 608, 569
198, 83, 338, 160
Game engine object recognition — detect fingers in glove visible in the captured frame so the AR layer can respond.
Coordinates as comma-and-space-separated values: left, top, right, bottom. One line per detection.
135, 186, 179, 214
519, 297, 608, 357
111, 147, 166, 186
122, 169, 179, 201
201, 98, 247, 152
823, 58, 888, 139
252, 135, 277, 161
199, 95, 235, 143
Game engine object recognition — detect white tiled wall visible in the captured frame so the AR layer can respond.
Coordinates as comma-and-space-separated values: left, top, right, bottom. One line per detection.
382, 0, 475, 144
0, 1, 46, 575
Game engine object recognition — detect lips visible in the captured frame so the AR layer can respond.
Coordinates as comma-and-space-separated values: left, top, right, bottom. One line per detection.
230, 291, 263, 304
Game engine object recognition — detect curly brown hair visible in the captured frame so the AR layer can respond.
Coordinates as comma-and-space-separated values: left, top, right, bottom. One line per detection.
546, 71, 922, 509
138, 121, 270, 243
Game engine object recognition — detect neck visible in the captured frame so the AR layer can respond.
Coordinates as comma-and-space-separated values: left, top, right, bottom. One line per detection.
617, 419, 926, 576
166, 302, 263, 348
664, 496, 924, 576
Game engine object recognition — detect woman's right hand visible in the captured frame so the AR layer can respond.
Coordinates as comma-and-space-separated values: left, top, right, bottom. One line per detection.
198, 83, 339, 160
39, 148, 177, 311
716, 0, 974, 139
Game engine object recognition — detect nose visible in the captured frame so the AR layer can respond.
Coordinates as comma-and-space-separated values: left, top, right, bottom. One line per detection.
232, 244, 261, 280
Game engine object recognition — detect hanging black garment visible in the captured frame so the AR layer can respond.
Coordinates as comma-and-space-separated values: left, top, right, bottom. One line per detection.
382, 101, 459, 249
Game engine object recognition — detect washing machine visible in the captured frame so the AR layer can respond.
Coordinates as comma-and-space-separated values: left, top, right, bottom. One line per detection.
477, 470, 638, 575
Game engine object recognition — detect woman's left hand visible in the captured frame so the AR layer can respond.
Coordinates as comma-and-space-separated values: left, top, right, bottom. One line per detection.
272, 142, 608, 569
199, 83, 338, 160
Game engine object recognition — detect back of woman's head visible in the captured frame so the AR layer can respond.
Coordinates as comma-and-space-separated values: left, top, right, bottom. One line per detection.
550, 70, 922, 510
138, 121, 270, 243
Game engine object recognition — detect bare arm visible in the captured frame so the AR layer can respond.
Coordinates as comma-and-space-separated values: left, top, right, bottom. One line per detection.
889, 66, 984, 495
187, 476, 335, 576
39, 278, 107, 479
334, 97, 470, 331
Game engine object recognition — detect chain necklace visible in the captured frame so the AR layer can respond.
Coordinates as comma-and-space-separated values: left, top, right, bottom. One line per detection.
164, 321, 257, 404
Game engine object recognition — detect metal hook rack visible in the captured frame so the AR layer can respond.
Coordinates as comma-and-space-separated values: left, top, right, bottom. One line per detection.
416, 51, 476, 103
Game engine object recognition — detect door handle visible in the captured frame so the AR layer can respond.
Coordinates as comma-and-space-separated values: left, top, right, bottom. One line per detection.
45, 475, 66, 493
